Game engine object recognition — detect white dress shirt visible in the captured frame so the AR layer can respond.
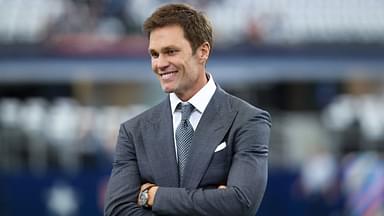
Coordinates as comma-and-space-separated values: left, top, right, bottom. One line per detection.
169, 73, 217, 159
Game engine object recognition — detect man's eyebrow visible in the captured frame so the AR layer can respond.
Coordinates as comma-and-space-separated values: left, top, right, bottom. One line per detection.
148, 46, 178, 54
161, 46, 178, 51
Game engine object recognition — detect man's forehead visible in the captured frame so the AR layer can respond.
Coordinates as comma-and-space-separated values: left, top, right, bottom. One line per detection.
148, 28, 190, 50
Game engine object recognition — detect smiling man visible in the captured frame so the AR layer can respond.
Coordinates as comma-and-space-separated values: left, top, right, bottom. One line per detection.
104, 3, 271, 216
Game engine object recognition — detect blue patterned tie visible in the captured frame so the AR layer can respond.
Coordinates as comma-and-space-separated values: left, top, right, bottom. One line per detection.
176, 103, 195, 183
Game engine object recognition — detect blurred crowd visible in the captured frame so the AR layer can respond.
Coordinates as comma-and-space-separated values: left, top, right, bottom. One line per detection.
0, 97, 147, 174
323, 90, 384, 147
293, 90, 384, 216
1, 0, 384, 48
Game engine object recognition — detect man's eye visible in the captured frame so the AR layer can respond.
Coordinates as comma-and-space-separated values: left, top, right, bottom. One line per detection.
150, 52, 159, 58
167, 49, 177, 55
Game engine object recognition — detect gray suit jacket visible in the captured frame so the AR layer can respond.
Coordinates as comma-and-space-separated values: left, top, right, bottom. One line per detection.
104, 87, 271, 216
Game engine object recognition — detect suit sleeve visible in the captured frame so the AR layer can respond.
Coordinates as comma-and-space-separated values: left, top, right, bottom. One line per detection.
152, 111, 271, 216
104, 124, 155, 216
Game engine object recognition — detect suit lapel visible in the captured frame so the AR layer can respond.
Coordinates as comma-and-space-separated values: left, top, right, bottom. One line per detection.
144, 98, 179, 187
182, 88, 237, 188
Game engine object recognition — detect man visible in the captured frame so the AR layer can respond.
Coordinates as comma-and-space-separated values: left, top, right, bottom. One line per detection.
104, 3, 271, 216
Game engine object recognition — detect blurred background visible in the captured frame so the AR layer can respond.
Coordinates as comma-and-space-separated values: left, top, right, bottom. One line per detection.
1, 0, 384, 215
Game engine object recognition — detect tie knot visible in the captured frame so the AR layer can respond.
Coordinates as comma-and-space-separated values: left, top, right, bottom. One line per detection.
179, 103, 194, 120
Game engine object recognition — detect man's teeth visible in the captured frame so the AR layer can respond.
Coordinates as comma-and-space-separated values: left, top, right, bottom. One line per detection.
161, 71, 176, 79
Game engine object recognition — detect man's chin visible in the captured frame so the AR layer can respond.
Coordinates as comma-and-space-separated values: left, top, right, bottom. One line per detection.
161, 86, 175, 94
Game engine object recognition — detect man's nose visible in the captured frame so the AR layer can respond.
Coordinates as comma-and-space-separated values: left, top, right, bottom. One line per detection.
157, 54, 169, 70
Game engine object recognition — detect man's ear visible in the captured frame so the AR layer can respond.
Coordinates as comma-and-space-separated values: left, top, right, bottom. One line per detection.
198, 42, 210, 63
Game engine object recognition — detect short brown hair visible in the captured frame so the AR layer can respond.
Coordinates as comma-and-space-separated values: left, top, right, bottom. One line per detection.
143, 3, 213, 54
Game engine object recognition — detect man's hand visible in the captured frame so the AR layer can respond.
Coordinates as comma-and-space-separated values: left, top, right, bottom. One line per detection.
138, 183, 159, 207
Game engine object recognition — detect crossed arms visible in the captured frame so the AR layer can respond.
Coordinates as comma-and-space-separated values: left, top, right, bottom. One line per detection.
104, 111, 271, 216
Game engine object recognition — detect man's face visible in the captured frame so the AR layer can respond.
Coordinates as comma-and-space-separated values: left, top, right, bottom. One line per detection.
148, 25, 207, 101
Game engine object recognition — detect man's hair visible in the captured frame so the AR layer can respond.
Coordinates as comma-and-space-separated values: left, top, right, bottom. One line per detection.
143, 3, 213, 54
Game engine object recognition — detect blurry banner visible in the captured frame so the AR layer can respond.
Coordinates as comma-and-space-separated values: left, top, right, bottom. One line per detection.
342, 152, 384, 216
0, 171, 110, 216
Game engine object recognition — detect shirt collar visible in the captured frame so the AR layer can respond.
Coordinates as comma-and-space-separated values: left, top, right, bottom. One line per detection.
170, 73, 217, 114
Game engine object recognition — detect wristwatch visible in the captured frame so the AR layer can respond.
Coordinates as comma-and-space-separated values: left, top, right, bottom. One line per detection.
138, 185, 153, 208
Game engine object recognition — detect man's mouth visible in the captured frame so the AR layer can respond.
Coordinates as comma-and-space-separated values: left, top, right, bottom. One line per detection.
160, 71, 177, 80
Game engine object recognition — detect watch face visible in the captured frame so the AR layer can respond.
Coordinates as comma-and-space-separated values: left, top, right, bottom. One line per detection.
139, 191, 148, 206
